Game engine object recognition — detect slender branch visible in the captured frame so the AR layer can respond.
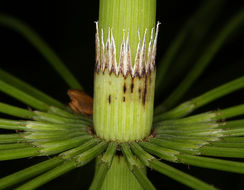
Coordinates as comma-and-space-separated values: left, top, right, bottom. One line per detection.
0, 102, 35, 119
0, 80, 50, 111
60, 138, 100, 159
0, 157, 63, 189
0, 147, 40, 161
15, 142, 107, 190
15, 160, 77, 190
155, 128, 224, 137
0, 134, 26, 144
0, 118, 25, 131
154, 122, 219, 131
33, 111, 91, 125
0, 14, 82, 90
155, 76, 244, 119
216, 104, 244, 120
37, 135, 92, 156
0, 143, 31, 150
155, 0, 224, 96
209, 141, 244, 148
75, 141, 108, 167
139, 138, 244, 173
221, 137, 244, 143
156, 8, 244, 111
139, 141, 180, 162
23, 130, 88, 142
0, 69, 65, 109
154, 112, 217, 124
154, 104, 244, 124
200, 146, 244, 158
155, 134, 220, 143
130, 142, 217, 190
178, 154, 244, 174
147, 138, 202, 155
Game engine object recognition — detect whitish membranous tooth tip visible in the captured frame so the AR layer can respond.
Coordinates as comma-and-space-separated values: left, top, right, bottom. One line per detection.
95, 22, 160, 78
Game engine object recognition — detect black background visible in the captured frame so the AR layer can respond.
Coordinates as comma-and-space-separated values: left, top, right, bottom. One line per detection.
0, 0, 243, 189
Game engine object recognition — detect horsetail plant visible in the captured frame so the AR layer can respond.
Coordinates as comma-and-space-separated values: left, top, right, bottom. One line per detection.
0, 0, 244, 189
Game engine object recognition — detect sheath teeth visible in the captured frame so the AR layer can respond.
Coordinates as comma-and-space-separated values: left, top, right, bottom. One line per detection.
95, 22, 160, 77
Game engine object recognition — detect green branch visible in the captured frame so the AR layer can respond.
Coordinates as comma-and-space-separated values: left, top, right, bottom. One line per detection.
155, 75, 244, 118
0, 80, 50, 111
156, 8, 244, 111
155, 0, 224, 96
131, 142, 217, 190
0, 14, 82, 90
0, 157, 63, 189
0, 102, 35, 119
0, 69, 65, 109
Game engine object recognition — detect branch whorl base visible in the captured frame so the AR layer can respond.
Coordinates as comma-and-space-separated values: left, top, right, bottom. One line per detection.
95, 22, 159, 77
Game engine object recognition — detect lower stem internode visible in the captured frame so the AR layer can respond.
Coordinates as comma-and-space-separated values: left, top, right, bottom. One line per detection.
92, 155, 145, 190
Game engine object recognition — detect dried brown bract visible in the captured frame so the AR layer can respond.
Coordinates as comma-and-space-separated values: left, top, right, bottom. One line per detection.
68, 89, 93, 115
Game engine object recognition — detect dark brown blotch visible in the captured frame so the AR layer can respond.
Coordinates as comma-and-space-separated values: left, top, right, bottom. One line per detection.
108, 94, 111, 104
130, 78, 134, 93
123, 82, 127, 93
138, 88, 142, 99
142, 76, 148, 106
123, 97, 126, 102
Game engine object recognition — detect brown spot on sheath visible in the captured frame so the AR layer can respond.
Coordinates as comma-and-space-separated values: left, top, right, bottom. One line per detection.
108, 95, 111, 104
138, 88, 142, 99
123, 97, 126, 102
130, 78, 134, 93
123, 82, 127, 93
142, 76, 148, 106
68, 89, 93, 116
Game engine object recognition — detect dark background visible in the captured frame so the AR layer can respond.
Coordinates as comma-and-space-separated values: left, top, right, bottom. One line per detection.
0, 0, 243, 189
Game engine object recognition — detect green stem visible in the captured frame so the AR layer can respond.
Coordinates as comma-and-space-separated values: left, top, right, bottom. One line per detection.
94, 0, 157, 142
89, 142, 117, 190
99, 156, 144, 190
98, 0, 156, 62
